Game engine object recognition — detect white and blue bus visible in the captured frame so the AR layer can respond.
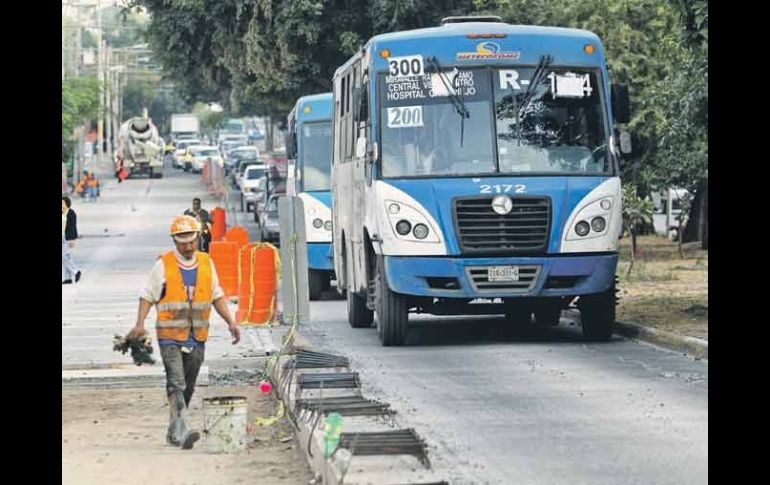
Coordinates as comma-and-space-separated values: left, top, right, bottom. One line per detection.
331, 16, 631, 346
286, 93, 335, 300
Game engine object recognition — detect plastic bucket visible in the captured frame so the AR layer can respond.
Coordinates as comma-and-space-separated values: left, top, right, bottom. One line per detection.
202, 396, 248, 453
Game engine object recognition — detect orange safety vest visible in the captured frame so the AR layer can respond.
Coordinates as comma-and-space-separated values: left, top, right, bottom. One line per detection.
155, 251, 213, 342
86, 177, 98, 188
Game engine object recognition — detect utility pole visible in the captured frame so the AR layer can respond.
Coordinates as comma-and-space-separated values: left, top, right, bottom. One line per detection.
105, 46, 112, 162
96, 0, 104, 171
75, 13, 82, 77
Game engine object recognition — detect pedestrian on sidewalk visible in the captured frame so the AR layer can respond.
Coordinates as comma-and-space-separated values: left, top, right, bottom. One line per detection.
184, 198, 213, 253
62, 196, 82, 284
126, 215, 241, 450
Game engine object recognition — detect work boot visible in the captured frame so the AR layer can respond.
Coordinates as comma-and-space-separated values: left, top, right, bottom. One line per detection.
167, 401, 180, 445
176, 408, 200, 450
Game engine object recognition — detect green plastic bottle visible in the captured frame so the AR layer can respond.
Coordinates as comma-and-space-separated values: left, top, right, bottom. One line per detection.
323, 412, 344, 458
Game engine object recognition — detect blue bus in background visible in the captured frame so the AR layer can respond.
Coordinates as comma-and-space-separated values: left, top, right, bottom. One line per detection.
286, 93, 335, 300
331, 16, 631, 346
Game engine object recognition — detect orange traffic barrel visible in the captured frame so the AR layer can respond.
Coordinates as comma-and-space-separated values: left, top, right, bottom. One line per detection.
211, 207, 226, 242
225, 226, 249, 248
209, 241, 239, 297
236, 243, 280, 325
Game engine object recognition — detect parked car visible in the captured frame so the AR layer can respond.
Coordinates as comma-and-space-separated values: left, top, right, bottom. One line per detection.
240, 164, 267, 212
233, 157, 260, 190
225, 146, 260, 174
259, 195, 281, 244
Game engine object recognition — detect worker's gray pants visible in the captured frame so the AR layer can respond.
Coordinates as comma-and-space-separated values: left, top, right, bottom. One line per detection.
161, 344, 205, 445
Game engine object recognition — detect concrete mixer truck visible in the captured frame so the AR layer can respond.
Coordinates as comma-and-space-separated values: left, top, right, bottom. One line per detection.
118, 117, 163, 178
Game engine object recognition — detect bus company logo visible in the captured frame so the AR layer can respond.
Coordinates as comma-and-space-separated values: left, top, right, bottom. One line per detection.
457, 42, 520, 61
492, 195, 514, 215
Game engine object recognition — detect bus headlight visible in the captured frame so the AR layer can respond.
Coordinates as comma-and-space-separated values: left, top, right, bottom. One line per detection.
384, 199, 441, 243
565, 196, 614, 241
591, 216, 606, 232
324, 220, 333, 231
413, 224, 429, 239
313, 218, 323, 229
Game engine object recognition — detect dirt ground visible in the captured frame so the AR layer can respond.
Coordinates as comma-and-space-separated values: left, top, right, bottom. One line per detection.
616, 235, 708, 340
62, 383, 313, 485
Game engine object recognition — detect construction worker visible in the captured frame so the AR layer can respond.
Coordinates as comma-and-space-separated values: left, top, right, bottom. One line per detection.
126, 215, 241, 449
184, 198, 213, 252
85, 171, 99, 201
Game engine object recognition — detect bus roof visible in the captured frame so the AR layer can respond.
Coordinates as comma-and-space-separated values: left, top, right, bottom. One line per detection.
334, 22, 605, 79
291, 92, 333, 122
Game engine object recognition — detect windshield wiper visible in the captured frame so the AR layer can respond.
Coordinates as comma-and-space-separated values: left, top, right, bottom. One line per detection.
516, 55, 553, 145
425, 56, 470, 146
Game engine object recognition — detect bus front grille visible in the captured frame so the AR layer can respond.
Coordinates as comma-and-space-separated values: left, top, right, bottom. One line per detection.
453, 196, 551, 254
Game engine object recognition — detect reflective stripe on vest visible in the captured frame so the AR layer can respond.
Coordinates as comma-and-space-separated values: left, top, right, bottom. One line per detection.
155, 251, 213, 342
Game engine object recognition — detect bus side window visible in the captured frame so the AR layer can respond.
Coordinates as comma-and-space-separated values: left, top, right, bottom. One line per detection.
345, 71, 353, 160
341, 75, 348, 162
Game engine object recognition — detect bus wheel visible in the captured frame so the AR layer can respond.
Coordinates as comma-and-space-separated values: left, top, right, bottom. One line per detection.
347, 288, 373, 328
375, 256, 408, 346
309, 270, 324, 301
578, 279, 617, 341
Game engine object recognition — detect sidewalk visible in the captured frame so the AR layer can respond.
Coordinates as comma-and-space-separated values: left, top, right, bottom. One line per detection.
613, 236, 708, 358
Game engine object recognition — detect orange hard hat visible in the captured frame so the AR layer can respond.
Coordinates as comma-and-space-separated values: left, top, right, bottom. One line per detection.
169, 215, 200, 242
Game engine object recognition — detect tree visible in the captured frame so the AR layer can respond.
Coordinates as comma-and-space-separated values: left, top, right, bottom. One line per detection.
62, 77, 101, 162
621, 184, 654, 276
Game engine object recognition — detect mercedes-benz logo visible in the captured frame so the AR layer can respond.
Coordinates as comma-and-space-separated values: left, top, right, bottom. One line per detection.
492, 195, 513, 215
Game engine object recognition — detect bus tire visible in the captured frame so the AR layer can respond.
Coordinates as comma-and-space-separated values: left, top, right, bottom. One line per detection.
578, 280, 617, 341
347, 288, 373, 328
375, 256, 408, 346
309, 270, 324, 301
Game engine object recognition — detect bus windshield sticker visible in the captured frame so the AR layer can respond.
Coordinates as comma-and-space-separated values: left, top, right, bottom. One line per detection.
386, 106, 424, 128
382, 68, 490, 106
548, 72, 593, 98
388, 55, 424, 78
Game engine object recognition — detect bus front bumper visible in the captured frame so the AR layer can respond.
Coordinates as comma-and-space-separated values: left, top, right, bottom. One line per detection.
383, 254, 618, 299
308, 242, 334, 271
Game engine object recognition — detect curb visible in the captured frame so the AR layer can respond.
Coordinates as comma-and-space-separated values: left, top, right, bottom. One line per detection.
613, 320, 708, 360
564, 310, 708, 360
267, 338, 446, 485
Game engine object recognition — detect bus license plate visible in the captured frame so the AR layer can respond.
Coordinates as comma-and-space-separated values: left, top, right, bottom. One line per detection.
487, 266, 520, 282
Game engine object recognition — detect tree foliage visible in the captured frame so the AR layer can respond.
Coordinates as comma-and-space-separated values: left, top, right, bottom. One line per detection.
127, 0, 707, 218
62, 77, 101, 160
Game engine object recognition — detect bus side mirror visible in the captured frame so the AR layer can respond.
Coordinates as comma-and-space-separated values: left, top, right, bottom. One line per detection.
284, 132, 296, 159
619, 131, 633, 154
611, 83, 630, 124
359, 86, 368, 122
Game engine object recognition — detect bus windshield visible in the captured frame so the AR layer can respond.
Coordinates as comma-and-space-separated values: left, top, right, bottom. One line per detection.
300, 121, 332, 191
378, 66, 610, 178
